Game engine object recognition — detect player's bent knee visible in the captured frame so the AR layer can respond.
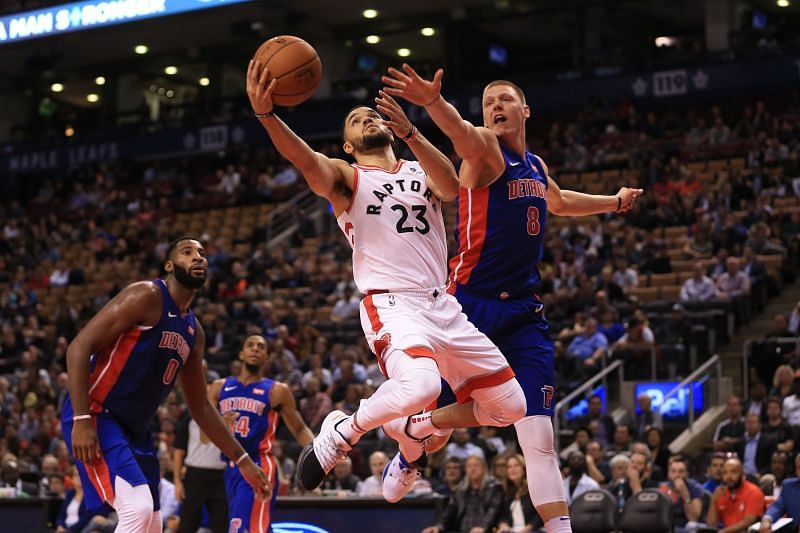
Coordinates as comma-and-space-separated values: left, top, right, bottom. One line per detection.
516, 415, 555, 452
402, 368, 441, 412
114, 478, 155, 529
472, 378, 527, 427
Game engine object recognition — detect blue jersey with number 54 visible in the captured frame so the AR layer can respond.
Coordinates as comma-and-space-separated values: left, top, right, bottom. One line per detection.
218, 377, 278, 461
448, 143, 548, 297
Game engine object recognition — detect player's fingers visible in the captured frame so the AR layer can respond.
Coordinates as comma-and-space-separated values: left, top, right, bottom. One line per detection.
401, 63, 419, 80
389, 66, 412, 81
382, 87, 405, 97
258, 66, 270, 88
381, 75, 406, 89
433, 68, 444, 86
378, 90, 402, 109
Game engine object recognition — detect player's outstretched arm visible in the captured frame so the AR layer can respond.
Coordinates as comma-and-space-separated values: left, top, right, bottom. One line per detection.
375, 90, 458, 201
66, 281, 162, 464
382, 64, 495, 164
537, 156, 643, 216
180, 324, 269, 499
270, 382, 314, 447
247, 59, 351, 208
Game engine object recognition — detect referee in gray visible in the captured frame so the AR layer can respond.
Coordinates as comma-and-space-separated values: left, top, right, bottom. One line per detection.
174, 412, 229, 532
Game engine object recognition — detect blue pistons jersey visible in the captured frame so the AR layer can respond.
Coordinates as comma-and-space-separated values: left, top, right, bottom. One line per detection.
218, 376, 278, 461
448, 143, 548, 298
83, 278, 197, 434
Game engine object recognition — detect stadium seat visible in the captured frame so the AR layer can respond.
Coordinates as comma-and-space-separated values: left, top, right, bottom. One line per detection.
618, 489, 673, 533
570, 489, 618, 533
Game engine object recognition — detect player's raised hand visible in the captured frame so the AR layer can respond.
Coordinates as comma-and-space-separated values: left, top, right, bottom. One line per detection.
71, 418, 101, 465
382, 63, 444, 107
616, 187, 644, 213
246, 59, 278, 115
239, 456, 270, 499
375, 91, 413, 140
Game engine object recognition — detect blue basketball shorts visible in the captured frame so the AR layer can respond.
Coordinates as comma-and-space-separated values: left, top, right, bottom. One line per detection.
438, 287, 556, 417
62, 395, 160, 511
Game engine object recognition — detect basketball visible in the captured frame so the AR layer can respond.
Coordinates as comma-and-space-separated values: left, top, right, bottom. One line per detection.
253, 35, 322, 107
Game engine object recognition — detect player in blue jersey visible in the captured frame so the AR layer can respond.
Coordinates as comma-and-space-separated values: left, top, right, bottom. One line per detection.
210, 334, 314, 533
382, 66, 643, 532
62, 237, 269, 533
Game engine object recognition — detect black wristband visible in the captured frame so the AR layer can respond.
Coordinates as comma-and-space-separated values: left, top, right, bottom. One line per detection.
254, 110, 275, 119
400, 125, 417, 142
616, 196, 622, 212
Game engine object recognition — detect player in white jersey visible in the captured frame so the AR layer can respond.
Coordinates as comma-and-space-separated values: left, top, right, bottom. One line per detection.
247, 59, 527, 493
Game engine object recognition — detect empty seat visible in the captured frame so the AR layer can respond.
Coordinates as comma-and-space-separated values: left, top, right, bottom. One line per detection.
570, 489, 617, 533
618, 489, 673, 533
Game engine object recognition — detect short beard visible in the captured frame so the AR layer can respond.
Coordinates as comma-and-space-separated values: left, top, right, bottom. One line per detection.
244, 362, 262, 375
172, 263, 206, 289
358, 129, 392, 151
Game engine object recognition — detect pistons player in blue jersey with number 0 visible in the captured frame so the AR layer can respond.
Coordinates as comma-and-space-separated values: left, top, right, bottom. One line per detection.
382, 66, 643, 533
61, 238, 268, 533
210, 334, 313, 533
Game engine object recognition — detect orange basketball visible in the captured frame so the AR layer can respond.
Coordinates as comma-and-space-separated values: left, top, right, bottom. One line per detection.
253, 35, 322, 107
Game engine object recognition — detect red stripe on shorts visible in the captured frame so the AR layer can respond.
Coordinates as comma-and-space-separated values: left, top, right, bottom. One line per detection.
454, 366, 516, 403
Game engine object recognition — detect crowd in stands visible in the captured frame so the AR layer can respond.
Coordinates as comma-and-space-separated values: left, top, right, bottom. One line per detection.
0, 86, 799, 531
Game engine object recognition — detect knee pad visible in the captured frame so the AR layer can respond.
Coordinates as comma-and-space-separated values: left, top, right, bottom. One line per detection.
405, 367, 442, 413
388, 347, 442, 412
515, 415, 566, 507
472, 378, 527, 427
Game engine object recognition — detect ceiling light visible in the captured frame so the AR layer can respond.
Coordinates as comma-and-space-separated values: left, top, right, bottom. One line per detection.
166, 90, 175, 97
366, 35, 380, 44
777, 0, 790, 7
421, 27, 435, 37
64, 126, 74, 137
86, 94, 99, 103
134, 44, 148, 55
362, 9, 378, 18
199, 77, 210, 86
655, 36, 677, 47
164, 66, 178, 75
94, 76, 106, 86
397, 48, 411, 57
50, 83, 64, 92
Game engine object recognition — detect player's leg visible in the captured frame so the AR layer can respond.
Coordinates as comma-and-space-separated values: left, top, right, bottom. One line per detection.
147, 510, 163, 533
503, 302, 570, 533
114, 477, 156, 532
225, 467, 254, 533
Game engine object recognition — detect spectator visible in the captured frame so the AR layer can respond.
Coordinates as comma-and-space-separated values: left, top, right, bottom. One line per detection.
645, 427, 670, 475
55, 465, 108, 533
737, 414, 777, 476
782, 372, 800, 428
744, 381, 769, 422
762, 397, 795, 452
635, 393, 663, 441
445, 428, 486, 461
497, 454, 540, 532
563, 450, 600, 506
716, 257, 751, 323
759, 451, 791, 497
758, 454, 800, 533
322, 457, 360, 493
330, 287, 360, 323
490, 454, 509, 485
298, 376, 332, 432
658, 458, 704, 532
566, 318, 608, 370
357, 451, 388, 497
713, 395, 746, 452
703, 453, 726, 493
559, 426, 593, 462
707, 458, 765, 532
434, 457, 464, 498
422, 455, 504, 533
770, 365, 795, 401
679, 261, 716, 302
607, 452, 658, 510
0, 454, 38, 495
655, 303, 694, 376
584, 440, 611, 485
598, 309, 625, 344
788, 301, 800, 335
574, 395, 616, 447
605, 424, 634, 458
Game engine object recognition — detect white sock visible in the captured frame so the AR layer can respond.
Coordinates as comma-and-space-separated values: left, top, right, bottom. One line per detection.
545, 516, 572, 533
407, 411, 436, 440
335, 413, 366, 445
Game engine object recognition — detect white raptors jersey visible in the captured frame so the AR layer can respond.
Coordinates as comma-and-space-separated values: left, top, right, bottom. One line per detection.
337, 159, 448, 293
